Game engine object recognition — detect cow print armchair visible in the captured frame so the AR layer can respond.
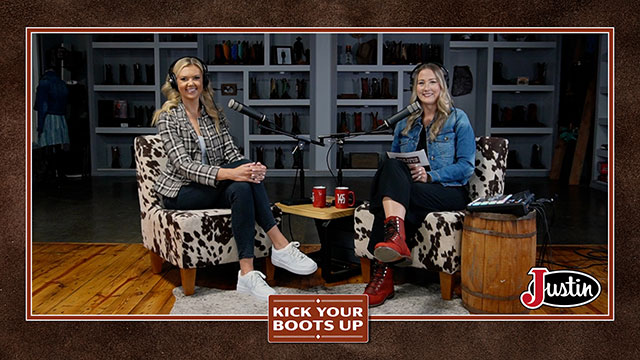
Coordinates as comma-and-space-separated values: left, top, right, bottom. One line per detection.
134, 135, 282, 295
353, 137, 509, 300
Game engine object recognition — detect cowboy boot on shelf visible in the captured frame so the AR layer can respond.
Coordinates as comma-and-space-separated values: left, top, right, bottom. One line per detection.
280, 79, 291, 99
371, 112, 379, 131
371, 78, 381, 99
339, 112, 349, 133
493, 62, 510, 85
249, 77, 259, 99
532, 62, 547, 85
133, 63, 143, 85
501, 107, 513, 126
275, 147, 285, 169
527, 103, 544, 127
223, 40, 231, 64
346, 112, 354, 133
381, 77, 393, 99
238, 41, 245, 64
354, 112, 363, 132
274, 112, 283, 129
256, 146, 264, 164
291, 112, 302, 135
145, 64, 154, 85
231, 41, 238, 64
296, 79, 306, 99
214, 44, 224, 65
401, 43, 408, 64
361, 77, 370, 99
104, 64, 114, 85
111, 146, 121, 168
134, 106, 144, 127
513, 105, 527, 127
270, 78, 279, 99
531, 144, 545, 169
145, 106, 154, 127
492, 103, 501, 127
129, 145, 136, 169
118, 64, 128, 85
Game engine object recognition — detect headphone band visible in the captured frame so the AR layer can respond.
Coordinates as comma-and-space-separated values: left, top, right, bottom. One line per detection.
167, 56, 210, 90
410, 62, 449, 88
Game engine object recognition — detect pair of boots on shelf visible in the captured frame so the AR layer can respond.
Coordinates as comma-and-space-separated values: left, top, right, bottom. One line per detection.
382, 42, 442, 65
132, 105, 155, 127
337, 112, 383, 133
259, 113, 302, 135
506, 145, 545, 170
365, 216, 411, 307
360, 77, 393, 99
255, 146, 299, 169
104, 64, 154, 85
493, 103, 544, 128
269, 78, 292, 99
213, 40, 264, 65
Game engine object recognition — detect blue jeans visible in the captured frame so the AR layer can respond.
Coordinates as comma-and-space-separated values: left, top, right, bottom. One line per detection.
163, 159, 277, 259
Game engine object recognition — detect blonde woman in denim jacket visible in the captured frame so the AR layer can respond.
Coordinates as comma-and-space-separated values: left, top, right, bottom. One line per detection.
363, 63, 476, 307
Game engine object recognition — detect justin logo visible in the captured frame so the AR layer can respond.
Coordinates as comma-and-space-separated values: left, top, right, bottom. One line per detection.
520, 267, 602, 310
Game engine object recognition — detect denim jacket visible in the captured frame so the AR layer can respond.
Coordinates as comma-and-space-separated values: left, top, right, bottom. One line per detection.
390, 108, 476, 186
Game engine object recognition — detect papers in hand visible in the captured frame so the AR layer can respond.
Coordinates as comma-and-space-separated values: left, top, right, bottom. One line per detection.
386, 150, 430, 167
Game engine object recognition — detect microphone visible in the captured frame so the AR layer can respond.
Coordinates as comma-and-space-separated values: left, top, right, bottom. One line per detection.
227, 99, 267, 122
382, 102, 422, 128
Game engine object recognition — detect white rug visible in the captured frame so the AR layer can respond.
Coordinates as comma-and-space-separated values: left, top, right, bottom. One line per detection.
170, 283, 469, 315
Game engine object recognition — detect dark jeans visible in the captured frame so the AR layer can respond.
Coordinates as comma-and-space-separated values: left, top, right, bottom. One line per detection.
367, 158, 469, 254
163, 159, 277, 259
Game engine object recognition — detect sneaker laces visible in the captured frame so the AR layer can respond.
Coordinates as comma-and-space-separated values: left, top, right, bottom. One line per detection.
247, 270, 270, 289
284, 241, 307, 261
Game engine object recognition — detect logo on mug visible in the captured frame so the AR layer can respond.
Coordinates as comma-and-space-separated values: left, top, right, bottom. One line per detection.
334, 187, 355, 209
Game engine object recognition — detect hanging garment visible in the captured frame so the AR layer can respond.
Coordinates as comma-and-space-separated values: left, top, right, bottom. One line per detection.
34, 70, 69, 147
451, 65, 473, 97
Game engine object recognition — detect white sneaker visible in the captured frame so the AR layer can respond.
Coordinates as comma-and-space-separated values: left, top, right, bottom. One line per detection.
271, 241, 318, 275
236, 270, 276, 302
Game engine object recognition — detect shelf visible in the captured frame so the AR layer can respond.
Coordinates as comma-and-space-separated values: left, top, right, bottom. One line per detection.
246, 99, 310, 106
337, 99, 398, 106
493, 41, 557, 49
208, 65, 311, 72
94, 85, 156, 92
598, 117, 608, 126
490, 127, 553, 135
248, 135, 309, 142
96, 168, 137, 176
266, 169, 307, 176
491, 85, 554, 92
96, 127, 157, 135
92, 42, 155, 49
591, 180, 608, 192
340, 169, 378, 176
336, 65, 405, 72
596, 149, 608, 158
449, 41, 490, 48
506, 169, 550, 177
157, 42, 198, 49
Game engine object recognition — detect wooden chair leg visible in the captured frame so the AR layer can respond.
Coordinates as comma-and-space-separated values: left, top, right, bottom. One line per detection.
180, 268, 197, 296
360, 258, 371, 284
439, 272, 454, 300
149, 250, 164, 274
265, 256, 275, 286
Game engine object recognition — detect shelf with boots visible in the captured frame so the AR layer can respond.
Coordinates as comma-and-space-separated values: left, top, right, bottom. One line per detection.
591, 34, 610, 191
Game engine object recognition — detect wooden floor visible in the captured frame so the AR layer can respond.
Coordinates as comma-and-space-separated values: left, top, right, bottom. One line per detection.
30, 243, 609, 315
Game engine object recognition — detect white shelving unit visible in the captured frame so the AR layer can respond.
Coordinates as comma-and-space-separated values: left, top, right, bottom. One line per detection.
591, 34, 609, 191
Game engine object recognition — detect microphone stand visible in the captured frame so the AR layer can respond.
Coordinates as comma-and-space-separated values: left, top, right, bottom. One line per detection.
256, 121, 325, 206
318, 127, 392, 187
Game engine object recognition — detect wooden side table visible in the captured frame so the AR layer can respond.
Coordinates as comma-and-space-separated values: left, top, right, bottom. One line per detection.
276, 199, 360, 283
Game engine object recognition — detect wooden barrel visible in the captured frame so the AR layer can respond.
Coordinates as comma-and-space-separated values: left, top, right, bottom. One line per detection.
461, 211, 536, 314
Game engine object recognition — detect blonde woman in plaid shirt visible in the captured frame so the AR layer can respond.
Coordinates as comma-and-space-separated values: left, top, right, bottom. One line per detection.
152, 57, 317, 302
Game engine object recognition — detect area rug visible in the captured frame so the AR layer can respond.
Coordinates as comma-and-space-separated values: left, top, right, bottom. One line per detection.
170, 283, 469, 315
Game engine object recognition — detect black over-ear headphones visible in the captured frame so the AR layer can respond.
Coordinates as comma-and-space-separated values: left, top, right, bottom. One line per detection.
167, 56, 210, 91
409, 62, 449, 89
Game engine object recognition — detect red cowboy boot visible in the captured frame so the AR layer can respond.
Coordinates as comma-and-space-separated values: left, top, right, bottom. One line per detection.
363, 260, 394, 307
374, 216, 411, 265
354, 112, 363, 132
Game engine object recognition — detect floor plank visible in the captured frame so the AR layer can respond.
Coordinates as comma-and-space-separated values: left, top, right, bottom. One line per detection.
30, 243, 609, 316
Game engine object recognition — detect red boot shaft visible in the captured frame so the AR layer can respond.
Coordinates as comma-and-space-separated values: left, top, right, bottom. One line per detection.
374, 216, 411, 265
364, 260, 394, 307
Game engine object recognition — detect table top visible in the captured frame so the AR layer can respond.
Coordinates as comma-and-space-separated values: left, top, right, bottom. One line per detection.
275, 197, 355, 220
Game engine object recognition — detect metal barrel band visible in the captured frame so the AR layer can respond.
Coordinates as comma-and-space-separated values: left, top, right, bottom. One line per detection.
464, 226, 537, 239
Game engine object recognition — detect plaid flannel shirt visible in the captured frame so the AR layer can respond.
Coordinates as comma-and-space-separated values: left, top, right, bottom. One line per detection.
154, 102, 244, 198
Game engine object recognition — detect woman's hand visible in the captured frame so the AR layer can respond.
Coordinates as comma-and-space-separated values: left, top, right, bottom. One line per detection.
220, 162, 267, 183
409, 164, 428, 183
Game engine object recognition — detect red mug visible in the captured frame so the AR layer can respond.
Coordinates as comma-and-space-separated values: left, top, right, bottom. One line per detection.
335, 187, 356, 209
312, 186, 327, 208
